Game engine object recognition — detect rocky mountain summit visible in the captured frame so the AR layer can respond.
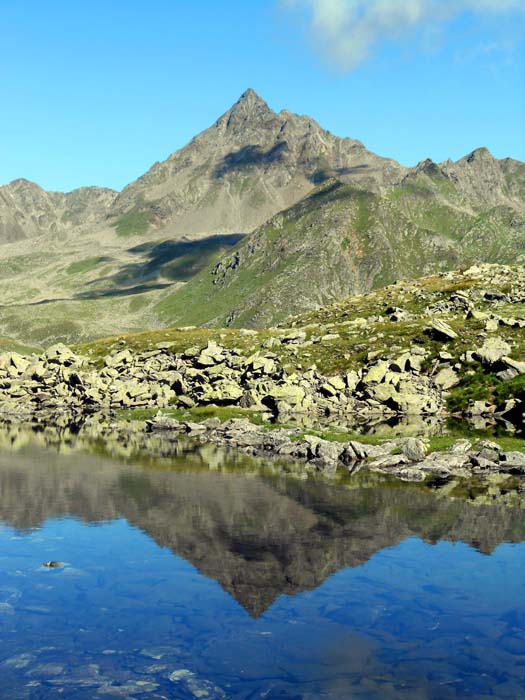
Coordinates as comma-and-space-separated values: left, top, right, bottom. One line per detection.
110, 88, 405, 238
0, 178, 116, 243
0, 89, 404, 246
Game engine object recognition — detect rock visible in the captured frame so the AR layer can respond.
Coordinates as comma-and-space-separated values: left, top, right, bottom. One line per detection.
320, 383, 338, 397
416, 451, 471, 475
10, 354, 30, 373
368, 453, 410, 470
262, 336, 280, 349
200, 381, 244, 404
345, 370, 359, 392
346, 441, 370, 461
362, 361, 389, 385
321, 333, 340, 341
263, 384, 307, 413
402, 438, 428, 462
468, 401, 494, 415
196, 341, 225, 367
246, 355, 276, 376
429, 320, 458, 341
327, 376, 346, 391
468, 309, 490, 321
434, 367, 460, 390
185, 421, 208, 434
105, 348, 133, 367
303, 435, 341, 465
449, 439, 472, 453
485, 318, 499, 332
474, 337, 511, 365
500, 452, 525, 472
500, 356, 525, 375
280, 330, 306, 345
387, 307, 412, 322
177, 395, 196, 408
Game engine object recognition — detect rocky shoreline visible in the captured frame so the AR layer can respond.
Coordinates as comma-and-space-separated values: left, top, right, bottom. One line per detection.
147, 413, 525, 484
0, 325, 523, 489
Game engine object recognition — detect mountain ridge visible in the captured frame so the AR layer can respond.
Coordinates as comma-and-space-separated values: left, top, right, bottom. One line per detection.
0, 89, 522, 346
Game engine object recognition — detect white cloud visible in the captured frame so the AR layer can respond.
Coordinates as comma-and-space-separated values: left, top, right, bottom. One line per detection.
283, 0, 525, 70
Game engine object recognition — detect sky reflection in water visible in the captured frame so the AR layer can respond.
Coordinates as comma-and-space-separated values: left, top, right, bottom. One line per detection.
0, 445, 524, 699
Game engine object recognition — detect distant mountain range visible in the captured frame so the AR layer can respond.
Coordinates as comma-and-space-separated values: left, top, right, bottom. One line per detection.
0, 89, 523, 347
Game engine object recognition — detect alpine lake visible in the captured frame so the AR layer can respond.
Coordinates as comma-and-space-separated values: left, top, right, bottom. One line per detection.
0, 418, 524, 700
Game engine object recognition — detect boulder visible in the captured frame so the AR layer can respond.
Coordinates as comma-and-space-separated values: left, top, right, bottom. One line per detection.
362, 361, 389, 385
280, 330, 307, 345
434, 367, 460, 390
429, 320, 458, 341
402, 438, 428, 462
474, 337, 511, 365
344, 370, 360, 392
200, 381, 243, 404
500, 452, 525, 473
262, 384, 308, 414
196, 341, 225, 367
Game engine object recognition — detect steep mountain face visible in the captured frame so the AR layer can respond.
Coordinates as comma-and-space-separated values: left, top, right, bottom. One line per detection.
0, 90, 405, 248
156, 158, 525, 328
109, 88, 405, 238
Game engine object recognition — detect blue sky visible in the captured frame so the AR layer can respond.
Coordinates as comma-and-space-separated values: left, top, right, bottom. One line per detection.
0, 0, 523, 192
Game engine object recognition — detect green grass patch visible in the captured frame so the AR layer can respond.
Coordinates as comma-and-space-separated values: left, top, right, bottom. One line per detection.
446, 365, 499, 413
66, 257, 106, 275
113, 209, 155, 237
495, 375, 525, 403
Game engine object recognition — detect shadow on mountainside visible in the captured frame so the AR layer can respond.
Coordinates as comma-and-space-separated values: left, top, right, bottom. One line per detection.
0, 234, 245, 307
213, 143, 289, 179
76, 233, 245, 300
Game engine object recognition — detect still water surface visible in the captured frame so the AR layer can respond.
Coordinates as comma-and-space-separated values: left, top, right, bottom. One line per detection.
0, 438, 524, 699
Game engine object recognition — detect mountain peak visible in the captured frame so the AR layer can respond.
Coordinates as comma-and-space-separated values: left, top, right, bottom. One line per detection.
462, 147, 494, 165
218, 89, 275, 128
235, 88, 269, 109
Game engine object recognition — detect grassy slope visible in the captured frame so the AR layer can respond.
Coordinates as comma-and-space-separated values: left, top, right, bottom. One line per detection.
0, 164, 523, 349
0, 231, 243, 348
155, 175, 525, 330
77, 265, 525, 419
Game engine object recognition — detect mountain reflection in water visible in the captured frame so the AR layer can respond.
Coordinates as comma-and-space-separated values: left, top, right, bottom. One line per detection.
0, 433, 524, 699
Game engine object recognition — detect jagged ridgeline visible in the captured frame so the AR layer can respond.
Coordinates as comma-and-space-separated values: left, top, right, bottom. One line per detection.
0, 90, 523, 346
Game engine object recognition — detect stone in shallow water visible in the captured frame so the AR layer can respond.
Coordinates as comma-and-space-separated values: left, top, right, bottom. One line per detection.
169, 669, 226, 699
0, 653, 34, 669
26, 662, 65, 677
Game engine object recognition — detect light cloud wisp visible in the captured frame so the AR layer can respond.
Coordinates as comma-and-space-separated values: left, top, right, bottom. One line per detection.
284, 0, 525, 70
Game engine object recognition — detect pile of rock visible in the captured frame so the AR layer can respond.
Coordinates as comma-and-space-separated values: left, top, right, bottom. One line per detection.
0, 339, 446, 419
